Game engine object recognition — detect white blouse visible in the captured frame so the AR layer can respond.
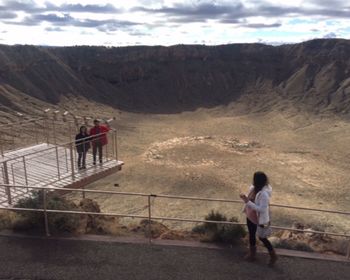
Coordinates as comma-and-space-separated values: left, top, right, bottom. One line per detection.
245, 185, 272, 225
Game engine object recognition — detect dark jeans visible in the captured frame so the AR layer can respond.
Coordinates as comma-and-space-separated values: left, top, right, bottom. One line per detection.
93, 143, 103, 163
78, 152, 87, 168
247, 218, 273, 252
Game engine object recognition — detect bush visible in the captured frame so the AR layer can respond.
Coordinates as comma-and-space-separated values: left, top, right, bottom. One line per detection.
219, 217, 247, 244
274, 239, 314, 252
0, 210, 17, 230
192, 210, 246, 244
14, 191, 80, 234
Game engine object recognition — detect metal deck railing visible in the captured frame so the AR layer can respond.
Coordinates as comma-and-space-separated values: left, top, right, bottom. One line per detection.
0, 184, 349, 260
0, 130, 120, 205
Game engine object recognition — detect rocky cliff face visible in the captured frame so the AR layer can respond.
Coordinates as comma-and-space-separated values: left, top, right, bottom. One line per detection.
0, 39, 350, 115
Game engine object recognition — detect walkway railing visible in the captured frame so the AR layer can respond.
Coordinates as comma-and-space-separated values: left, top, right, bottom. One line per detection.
0, 184, 349, 259
0, 112, 115, 157
0, 130, 118, 204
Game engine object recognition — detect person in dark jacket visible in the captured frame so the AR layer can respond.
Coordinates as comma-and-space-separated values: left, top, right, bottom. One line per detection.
75, 125, 91, 169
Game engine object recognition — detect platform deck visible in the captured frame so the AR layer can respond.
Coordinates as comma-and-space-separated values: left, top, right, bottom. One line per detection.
0, 143, 123, 206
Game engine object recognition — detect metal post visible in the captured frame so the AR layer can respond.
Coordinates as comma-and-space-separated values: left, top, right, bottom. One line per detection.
148, 195, 152, 244
114, 130, 118, 161
68, 122, 72, 143
82, 185, 86, 199
52, 120, 57, 145
3, 162, 11, 205
112, 130, 116, 160
105, 138, 108, 162
64, 148, 69, 172
44, 113, 50, 145
23, 156, 29, 191
0, 132, 4, 157
12, 131, 15, 148
34, 122, 39, 144
69, 143, 75, 180
10, 163, 15, 186
55, 146, 61, 179
43, 188, 50, 236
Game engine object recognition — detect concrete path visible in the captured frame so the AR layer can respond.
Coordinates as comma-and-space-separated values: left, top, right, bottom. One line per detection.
0, 235, 349, 280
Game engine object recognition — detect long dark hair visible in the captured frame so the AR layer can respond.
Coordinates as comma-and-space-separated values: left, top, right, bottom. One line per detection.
79, 125, 87, 135
253, 171, 268, 193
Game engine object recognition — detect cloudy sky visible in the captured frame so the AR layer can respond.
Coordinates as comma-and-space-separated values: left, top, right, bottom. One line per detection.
0, 0, 349, 46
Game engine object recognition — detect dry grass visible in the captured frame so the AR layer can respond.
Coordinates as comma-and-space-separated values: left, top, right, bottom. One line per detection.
62, 106, 350, 235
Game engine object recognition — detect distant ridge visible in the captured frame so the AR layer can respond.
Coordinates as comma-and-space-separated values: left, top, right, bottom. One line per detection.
0, 39, 350, 115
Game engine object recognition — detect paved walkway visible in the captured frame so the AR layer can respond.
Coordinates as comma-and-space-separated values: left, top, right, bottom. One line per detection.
0, 235, 349, 280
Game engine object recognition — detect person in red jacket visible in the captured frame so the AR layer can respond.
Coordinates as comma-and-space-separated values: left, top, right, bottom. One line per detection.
89, 119, 110, 165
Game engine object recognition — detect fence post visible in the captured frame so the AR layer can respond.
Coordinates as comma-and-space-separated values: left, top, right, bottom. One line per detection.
68, 121, 72, 143
114, 130, 118, 161
11, 163, 15, 186
3, 161, 12, 205
23, 156, 29, 192
148, 195, 152, 244
34, 121, 39, 144
52, 120, 57, 145
69, 143, 75, 180
82, 185, 86, 199
55, 146, 61, 179
346, 238, 350, 260
43, 188, 50, 236
44, 112, 50, 144
105, 136, 108, 162
0, 132, 4, 157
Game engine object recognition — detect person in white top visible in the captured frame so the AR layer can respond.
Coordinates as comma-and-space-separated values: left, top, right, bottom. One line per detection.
240, 171, 277, 266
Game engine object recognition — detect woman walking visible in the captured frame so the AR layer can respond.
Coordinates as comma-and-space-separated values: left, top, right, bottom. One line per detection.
75, 125, 91, 170
240, 171, 277, 266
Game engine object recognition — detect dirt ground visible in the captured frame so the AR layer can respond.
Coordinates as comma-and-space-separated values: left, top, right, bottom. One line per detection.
64, 105, 350, 234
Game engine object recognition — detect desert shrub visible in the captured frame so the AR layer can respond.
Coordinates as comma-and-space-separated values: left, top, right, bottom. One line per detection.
274, 239, 314, 252
14, 191, 80, 234
192, 210, 246, 244
219, 217, 247, 244
0, 210, 17, 230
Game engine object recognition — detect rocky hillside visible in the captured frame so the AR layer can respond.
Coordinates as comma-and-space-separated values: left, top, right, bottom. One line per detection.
0, 39, 350, 115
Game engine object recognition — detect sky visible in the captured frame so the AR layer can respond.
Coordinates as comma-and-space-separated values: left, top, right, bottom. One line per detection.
0, 0, 349, 46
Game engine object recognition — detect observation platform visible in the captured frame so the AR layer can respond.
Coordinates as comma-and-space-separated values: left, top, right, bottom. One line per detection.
0, 142, 123, 206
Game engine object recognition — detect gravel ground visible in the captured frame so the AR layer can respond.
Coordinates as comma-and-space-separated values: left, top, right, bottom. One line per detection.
0, 235, 349, 280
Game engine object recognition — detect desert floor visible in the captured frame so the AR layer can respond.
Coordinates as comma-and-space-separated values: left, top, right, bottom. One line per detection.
62, 105, 350, 233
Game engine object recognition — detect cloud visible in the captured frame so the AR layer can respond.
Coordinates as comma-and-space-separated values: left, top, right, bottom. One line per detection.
132, 1, 350, 24
0, 1, 120, 14
55, 3, 120, 13
0, 0, 38, 13
133, 2, 245, 23
129, 30, 151, 36
307, 0, 349, 8
0, 1, 134, 32
6, 12, 140, 32
243, 23, 282, 28
12, 13, 74, 26
0, 11, 17, 19
45, 26, 64, 32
